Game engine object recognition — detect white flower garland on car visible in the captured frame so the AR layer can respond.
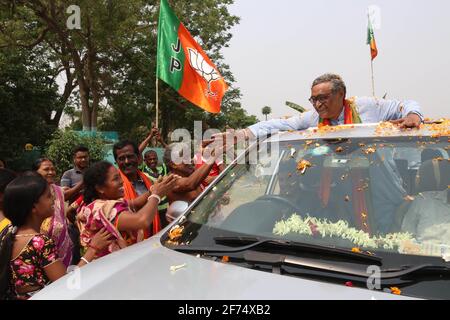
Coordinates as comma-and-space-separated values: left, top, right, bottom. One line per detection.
273, 214, 415, 250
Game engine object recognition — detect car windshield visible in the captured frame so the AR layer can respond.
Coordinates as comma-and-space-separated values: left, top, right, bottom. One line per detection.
169, 134, 449, 261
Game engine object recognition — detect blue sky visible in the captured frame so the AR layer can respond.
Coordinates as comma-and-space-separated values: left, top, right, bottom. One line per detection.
223, 0, 450, 120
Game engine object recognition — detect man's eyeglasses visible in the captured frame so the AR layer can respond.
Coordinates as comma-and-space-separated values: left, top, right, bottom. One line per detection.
309, 93, 333, 105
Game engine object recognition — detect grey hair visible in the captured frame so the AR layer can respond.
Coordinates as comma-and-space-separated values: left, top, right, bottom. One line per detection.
312, 73, 346, 96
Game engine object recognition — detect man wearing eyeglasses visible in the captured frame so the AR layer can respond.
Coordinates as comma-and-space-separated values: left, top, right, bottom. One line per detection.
232, 73, 423, 140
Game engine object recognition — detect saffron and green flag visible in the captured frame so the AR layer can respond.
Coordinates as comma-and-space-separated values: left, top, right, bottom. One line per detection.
157, 0, 228, 113
367, 17, 378, 61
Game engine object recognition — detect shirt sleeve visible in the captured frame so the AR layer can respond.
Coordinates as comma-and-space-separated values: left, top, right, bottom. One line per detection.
248, 112, 315, 138
360, 97, 424, 122
60, 170, 72, 188
110, 200, 132, 228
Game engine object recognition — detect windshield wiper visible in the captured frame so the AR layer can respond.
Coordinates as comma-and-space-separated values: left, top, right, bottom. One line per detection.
173, 236, 381, 264
242, 251, 447, 279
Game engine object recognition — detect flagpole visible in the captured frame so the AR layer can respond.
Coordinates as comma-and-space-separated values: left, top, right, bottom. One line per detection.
368, 12, 376, 97
370, 59, 375, 97
155, 0, 160, 130
156, 78, 159, 129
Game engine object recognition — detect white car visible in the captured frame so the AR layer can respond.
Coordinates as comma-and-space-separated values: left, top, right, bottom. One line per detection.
34, 122, 450, 300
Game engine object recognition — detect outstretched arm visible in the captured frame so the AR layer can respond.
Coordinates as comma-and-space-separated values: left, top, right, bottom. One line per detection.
172, 162, 215, 193
138, 128, 158, 155
116, 175, 178, 232
156, 131, 168, 148
360, 97, 424, 128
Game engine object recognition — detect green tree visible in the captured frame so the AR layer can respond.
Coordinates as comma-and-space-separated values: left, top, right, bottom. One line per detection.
262, 106, 272, 121
100, 0, 254, 139
0, 0, 156, 131
45, 130, 107, 175
0, 0, 256, 137
0, 46, 60, 165
285, 101, 307, 113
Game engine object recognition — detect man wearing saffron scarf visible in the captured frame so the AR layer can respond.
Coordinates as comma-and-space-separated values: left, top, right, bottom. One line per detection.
113, 140, 162, 238
238, 73, 423, 139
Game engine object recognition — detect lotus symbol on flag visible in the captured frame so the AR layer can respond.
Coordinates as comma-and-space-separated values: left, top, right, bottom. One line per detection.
188, 48, 221, 97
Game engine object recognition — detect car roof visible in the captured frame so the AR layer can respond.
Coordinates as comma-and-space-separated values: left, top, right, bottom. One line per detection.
265, 120, 450, 143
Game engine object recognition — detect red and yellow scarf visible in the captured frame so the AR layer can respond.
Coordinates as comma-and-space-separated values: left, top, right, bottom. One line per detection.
319, 98, 362, 127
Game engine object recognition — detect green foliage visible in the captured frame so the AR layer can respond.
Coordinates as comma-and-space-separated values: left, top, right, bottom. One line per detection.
262, 106, 272, 120
0, 46, 60, 165
45, 130, 107, 175
285, 101, 306, 113
97, 0, 255, 137
0, 0, 256, 142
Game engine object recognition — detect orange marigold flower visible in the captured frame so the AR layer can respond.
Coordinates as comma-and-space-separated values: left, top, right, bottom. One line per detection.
390, 287, 402, 295
168, 225, 184, 241
221, 256, 230, 263
351, 248, 362, 253
297, 160, 312, 174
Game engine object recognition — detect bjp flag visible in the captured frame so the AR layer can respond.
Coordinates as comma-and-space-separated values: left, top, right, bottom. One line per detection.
157, 0, 228, 113
367, 17, 378, 61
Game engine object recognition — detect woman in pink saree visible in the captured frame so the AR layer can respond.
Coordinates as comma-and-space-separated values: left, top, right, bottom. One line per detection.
78, 161, 177, 258
33, 159, 73, 267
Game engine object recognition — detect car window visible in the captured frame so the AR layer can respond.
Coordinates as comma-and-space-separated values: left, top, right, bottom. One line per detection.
182, 135, 450, 260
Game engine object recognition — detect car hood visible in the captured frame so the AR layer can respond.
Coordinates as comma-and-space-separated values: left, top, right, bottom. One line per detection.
33, 236, 417, 300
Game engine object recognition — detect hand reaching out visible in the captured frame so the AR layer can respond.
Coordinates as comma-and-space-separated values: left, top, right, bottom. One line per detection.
90, 227, 114, 252
390, 113, 422, 129
150, 174, 179, 197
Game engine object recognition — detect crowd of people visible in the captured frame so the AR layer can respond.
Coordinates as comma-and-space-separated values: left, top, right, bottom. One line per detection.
0, 130, 224, 300
0, 73, 428, 300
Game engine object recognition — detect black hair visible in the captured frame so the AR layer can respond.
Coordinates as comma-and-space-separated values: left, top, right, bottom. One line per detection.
83, 161, 114, 204
0, 169, 17, 212
0, 174, 48, 299
73, 145, 89, 156
0, 169, 16, 194
144, 150, 158, 157
3, 174, 48, 228
31, 158, 53, 171
113, 140, 139, 161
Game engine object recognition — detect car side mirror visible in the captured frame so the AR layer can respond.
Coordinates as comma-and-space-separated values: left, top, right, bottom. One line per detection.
166, 201, 189, 223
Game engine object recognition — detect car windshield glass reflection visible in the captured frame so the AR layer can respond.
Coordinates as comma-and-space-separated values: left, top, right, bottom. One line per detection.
169, 136, 449, 262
